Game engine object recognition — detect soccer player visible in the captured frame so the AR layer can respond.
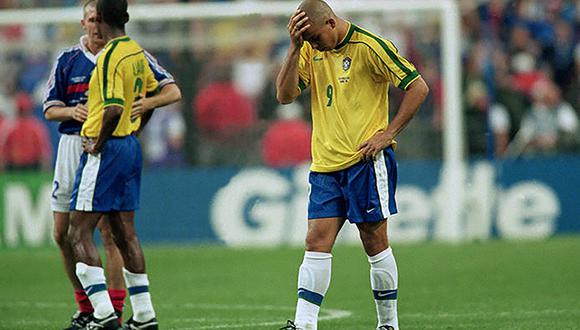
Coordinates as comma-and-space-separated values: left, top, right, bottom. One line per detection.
44, 1, 180, 329
276, 1, 429, 329
66, 0, 171, 328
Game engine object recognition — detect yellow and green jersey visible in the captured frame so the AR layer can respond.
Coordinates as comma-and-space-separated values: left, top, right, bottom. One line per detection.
297, 23, 420, 172
82, 36, 158, 138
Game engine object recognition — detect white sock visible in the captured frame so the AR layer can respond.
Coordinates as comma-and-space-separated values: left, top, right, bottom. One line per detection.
123, 268, 156, 322
75, 263, 115, 319
368, 247, 399, 329
294, 251, 332, 330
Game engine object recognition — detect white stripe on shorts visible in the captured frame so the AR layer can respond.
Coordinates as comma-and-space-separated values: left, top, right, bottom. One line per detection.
373, 150, 391, 218
75, 153, 101, 211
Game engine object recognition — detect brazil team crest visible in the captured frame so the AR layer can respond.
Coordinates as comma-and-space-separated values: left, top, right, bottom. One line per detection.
343, 57, 352, 71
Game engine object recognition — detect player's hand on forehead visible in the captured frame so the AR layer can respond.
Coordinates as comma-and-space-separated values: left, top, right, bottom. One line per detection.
287, 9, 311, 47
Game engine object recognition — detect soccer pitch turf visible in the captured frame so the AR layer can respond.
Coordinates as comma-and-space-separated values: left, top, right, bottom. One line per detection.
1, 237, 579, 329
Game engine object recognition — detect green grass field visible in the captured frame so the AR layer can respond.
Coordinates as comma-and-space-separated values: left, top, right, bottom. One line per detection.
1, 236, 580, 329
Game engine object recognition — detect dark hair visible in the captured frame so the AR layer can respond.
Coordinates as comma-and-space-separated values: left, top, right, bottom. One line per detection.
96, 0, 129, 29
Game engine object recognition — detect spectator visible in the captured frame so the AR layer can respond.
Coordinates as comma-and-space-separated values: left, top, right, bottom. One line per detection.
193, 58, 257, 166
511, 80, 578, 156
0, 91, 51, 171
141, 102, 186, 168
542, 19, 575, 93
464, 80, 489, 156
511, 51, 546, 96
261, 103, 311, 168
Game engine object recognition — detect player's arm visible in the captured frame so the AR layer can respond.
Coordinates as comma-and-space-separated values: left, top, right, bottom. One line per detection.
130, 83, 181, 122
86, 105, 122, 155
43, 52, 89, 123
359, 77, 429, 160
45, 104, 88, 123
276, 10, 311, 104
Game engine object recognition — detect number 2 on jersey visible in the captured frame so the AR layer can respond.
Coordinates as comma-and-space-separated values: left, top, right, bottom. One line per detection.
134, 77, 143, 100
326, 84, 333, 107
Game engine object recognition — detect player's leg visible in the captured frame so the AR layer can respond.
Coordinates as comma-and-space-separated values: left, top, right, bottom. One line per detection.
294, 217, 345, 330
53, 211, 94, 329
68, 210, 118, 324
97, 216, 126, 319
358, 220, 399, 330
68, 146, 125, 328
352, 146, 399, 330
109, 211, 157, 328
52, 134, 94, 328
292, 170, 347, 330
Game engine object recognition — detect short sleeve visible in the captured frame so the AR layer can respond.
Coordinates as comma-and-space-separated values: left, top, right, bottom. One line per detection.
144, 61, 159, 95
297, 43, 312, 93
43, 53, 67, 112
367, 38, 420, 90
143, 50, 175, 89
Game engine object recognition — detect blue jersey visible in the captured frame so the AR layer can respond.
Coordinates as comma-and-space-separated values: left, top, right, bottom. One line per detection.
43, 36, 174, 135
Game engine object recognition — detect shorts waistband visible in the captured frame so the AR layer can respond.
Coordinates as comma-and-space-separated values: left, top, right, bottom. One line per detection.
82, 133, 135, 141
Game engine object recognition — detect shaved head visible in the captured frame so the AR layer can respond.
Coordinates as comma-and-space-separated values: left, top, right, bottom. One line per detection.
298, 0, 336, 27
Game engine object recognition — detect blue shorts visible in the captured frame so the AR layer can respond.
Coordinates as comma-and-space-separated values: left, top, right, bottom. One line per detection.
308, 146, 397, 223
70, 135, 142, 212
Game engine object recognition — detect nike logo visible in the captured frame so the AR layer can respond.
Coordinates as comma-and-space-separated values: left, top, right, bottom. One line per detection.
366, 208, 376, 213
377, 291, 395, 298
313, 56, 323, 61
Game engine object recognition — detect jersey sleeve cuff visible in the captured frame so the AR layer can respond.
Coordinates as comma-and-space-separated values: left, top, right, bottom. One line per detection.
298, 78, 308, 92
43, 100, 66, 112
398, 70, 420, 90
104, 98, 125, 107
157, 78, 175, 90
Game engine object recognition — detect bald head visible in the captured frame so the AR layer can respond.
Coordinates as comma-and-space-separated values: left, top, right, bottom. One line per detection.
298, 0, 336, 27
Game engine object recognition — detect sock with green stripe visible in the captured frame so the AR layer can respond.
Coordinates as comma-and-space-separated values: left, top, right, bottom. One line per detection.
294, 251, 332, 330
368, 247, 399, 329
123, 268, 155, 322
75, 263, 115, 320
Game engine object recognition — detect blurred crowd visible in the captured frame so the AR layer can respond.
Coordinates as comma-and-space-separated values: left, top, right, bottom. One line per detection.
0, 0, 578, 171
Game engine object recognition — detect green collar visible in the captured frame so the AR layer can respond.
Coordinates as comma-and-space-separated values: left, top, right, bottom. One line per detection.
334, 23, 354, 50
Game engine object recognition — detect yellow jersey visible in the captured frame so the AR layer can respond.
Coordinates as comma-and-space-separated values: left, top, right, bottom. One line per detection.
297, 23, 420, 172
82, 36, 158, 138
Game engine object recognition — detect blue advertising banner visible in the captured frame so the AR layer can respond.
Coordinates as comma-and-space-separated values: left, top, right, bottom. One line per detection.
1, 157, 579, 248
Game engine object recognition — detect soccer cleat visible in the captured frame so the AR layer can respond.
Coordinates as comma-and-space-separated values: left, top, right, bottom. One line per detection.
115, 309, 123, 325
123, 316, 159, 330
279, 320, 300, 330
86, 312, 121, 330
377, 326, 395, 330
63, 311, 92, 330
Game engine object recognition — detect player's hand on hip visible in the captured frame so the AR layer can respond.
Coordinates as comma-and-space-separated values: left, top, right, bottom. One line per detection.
287, 10, 311, 49
72, 103, 88, 122
82, 137, 101, 155
358, 131, 395, 161
131, 94, 149, 121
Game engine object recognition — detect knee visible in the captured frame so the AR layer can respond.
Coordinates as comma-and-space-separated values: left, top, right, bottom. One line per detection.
305, 231, 333, 253
100, 229, 117, 251
359, 228, 389, 255
67, 224, 83, 247
112, 229, 138, 251
53, 226, 69, 248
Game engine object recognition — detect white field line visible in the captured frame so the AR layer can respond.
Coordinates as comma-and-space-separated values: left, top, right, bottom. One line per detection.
3, 302, 580, 329
2, 302, 352, 329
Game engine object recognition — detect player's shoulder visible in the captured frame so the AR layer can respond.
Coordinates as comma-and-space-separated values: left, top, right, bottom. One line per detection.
103, 37, 142, 57
350, 24, 398, 55
100, 37, 144, 67
54, 43, 84, 66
